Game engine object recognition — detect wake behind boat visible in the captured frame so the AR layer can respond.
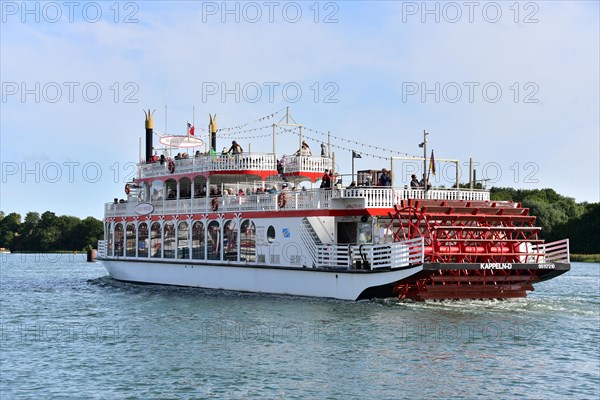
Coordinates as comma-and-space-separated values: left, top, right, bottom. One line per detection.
97, 109, 570, 300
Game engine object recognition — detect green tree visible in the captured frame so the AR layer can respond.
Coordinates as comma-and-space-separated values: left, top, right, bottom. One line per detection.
38, 211, 59, 251
15, 212, 41, 251
0, 212, 21, 250
55, 215, 81, 250
71, 217, 104, 250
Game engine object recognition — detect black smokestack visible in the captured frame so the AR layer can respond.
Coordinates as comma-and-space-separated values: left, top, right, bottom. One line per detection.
144, 109, 154, 162
209, 114, 217, 152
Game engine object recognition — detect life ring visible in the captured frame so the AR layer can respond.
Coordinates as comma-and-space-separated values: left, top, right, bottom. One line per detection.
124, 183, 131, 195
168, 160, 175, 174
278, 192, 287, 209
211, 197, 219, 212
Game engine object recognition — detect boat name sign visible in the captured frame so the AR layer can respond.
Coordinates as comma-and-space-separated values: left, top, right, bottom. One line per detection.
479, 263, 512, 270
135, 203, 154, 216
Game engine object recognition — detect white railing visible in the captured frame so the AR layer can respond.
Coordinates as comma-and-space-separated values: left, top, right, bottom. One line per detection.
105, 189, 336, 217
395, 188, 490, 201
331, 187, 490, 208
283, 156, 333, 174
316, 237, 424, 270
105, 187, 492, 217
97, 240, 106, 259
532, 239, 570, 263
138, 153, 278, 179
138, 154, 336, 179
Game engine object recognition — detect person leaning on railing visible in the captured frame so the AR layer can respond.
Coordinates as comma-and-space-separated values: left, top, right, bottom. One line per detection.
295, 141, 312, 156
320, 169, 332, 189
410, 174, 420, 188
378, 168, 392, 186
227, 140, 243, 155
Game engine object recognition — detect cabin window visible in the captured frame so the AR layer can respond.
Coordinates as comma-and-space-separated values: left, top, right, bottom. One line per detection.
177, 221, 189, 259
223, 220, 238, 261
126, 223, 136, 257
138, 222, 149, 257
106, 223, 113, 256
164, 222, 175, 258
180, 177, 191, 199
207, 221, 221, 260
240, 219, 256, 262
267, 225, 276, 243
192, 221, 205, 260
151, 222, 162, 258
358, 221, 373, 244
165, 179, 177, 200
375, 218, 394, 244
138, 181, 149, 202
193, 176, 206, 198
151, 180, 163, 202
114, 223, 124, 257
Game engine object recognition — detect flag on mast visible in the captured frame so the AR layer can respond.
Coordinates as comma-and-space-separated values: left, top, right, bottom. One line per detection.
352, 151, 362, 158
187, 122, 195, 136
429, 150, 436, 175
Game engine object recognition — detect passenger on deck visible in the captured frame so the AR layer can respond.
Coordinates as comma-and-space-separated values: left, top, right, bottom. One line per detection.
410, 174, 420, 188
419, 174, 431, 190
228, 140, 243, 155
295, 141, 312, 156
195, 150, 201, 157
160, 154, 166, 165
151, 152, 159, 163
378, 169, 392, 186
221, 147, 229, 157
320, 169, 332, 189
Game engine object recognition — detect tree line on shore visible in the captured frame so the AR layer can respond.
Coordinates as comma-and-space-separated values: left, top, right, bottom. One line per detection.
0, 188, 598, 253
489, 188, 599, 254
0, 211, 102, 252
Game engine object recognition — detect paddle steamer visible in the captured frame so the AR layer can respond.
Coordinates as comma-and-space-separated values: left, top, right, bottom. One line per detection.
97, 110, 570, 300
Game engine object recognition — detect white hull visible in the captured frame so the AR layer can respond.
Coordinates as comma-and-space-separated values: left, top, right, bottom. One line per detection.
101, 259, 423, 300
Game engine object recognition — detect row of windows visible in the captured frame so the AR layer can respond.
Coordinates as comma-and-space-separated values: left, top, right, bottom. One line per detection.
105, 219, 257, 262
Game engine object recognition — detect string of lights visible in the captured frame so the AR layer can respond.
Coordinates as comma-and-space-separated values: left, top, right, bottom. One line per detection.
276, 127, 394, 161
215, 107, 287, 132
302, 126, 418, 158
169, 108, 420, 160
217, 125, 273, 138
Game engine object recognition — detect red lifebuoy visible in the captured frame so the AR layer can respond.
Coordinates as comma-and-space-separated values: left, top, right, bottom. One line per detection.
124, 183, 131, 195
168, 160, 175, 174
278, 192, 287, 209
211, 197, 219, 212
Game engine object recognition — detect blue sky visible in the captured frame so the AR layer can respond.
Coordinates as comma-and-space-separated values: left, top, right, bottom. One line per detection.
1, 1, 599, 219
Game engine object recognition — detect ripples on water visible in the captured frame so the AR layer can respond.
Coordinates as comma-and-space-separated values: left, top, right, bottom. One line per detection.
1, 254, 598, 399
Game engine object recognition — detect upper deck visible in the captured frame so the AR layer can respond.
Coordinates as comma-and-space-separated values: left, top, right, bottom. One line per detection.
137, 153, 333, 181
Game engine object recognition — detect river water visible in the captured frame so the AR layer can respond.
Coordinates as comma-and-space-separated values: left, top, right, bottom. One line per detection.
1, 254, 598, 399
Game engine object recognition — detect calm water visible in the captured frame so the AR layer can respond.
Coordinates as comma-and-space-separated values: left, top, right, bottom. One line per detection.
0, 254, 598, 399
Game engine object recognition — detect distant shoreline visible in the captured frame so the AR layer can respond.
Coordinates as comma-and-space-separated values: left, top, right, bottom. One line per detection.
570, 254, 600, 263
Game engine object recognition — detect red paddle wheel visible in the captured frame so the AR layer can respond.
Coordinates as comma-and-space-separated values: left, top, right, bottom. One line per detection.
390, 199, 545, 300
